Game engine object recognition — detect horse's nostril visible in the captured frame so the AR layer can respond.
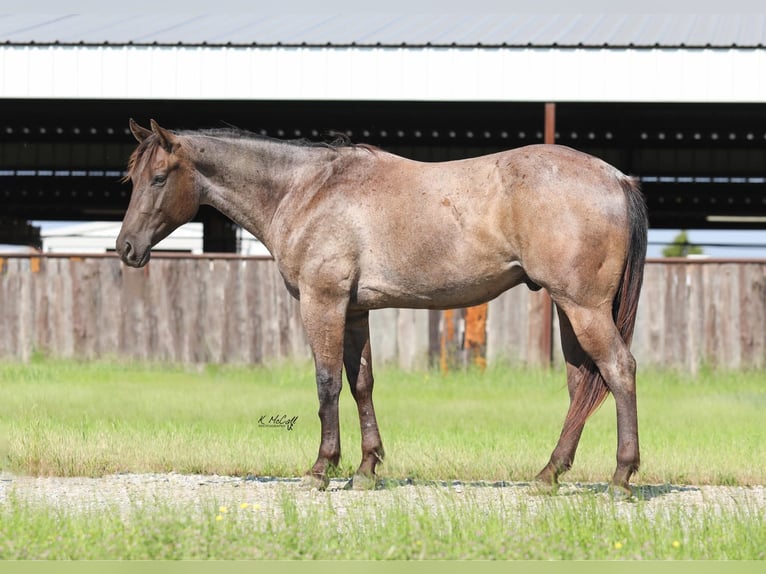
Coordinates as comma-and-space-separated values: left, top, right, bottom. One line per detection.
123, 240, 133, 257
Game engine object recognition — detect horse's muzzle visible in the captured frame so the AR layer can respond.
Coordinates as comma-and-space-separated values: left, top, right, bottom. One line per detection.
116, 236, 151, 268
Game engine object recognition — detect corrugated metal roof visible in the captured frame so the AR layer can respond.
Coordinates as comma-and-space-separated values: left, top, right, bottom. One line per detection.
2, 13, 766, 48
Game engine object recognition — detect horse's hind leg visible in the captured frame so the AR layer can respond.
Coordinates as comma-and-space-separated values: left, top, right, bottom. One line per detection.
559, 303, 640, 494
535, 307, 591, 489
343, 310, 385, 489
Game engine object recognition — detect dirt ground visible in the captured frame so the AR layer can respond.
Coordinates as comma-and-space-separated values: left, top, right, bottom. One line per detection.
3, 472, 765, 520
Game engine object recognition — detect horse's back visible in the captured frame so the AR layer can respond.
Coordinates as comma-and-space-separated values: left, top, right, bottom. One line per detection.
364, 144, 631, 255
344, 145, 633, 310
282, 144, 635, 311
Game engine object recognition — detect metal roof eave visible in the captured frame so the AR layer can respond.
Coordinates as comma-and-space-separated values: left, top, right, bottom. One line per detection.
3, 13, 766, 49
3, 40, 766, 50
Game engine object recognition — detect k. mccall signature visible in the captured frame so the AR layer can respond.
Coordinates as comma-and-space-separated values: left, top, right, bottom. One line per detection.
258, 414, 299, 431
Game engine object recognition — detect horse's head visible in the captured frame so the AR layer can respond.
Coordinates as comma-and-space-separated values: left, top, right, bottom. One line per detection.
116, 119, 200, 267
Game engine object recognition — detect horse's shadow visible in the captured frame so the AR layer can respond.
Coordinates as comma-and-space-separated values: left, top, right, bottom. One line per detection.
244, 475, 699, 502
369, 478, 700, 502
565, 482, 700, 502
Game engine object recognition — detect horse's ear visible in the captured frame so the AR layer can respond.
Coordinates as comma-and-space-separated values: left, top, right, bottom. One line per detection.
150, 119, 178, 153
129, 118, 152, 143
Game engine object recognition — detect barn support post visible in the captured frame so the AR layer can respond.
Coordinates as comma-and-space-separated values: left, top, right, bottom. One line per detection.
0, 218, 41, 250
201, 208, 238, 253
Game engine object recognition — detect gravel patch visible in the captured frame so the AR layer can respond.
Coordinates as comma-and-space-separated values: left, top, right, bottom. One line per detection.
2, 472, 765, 521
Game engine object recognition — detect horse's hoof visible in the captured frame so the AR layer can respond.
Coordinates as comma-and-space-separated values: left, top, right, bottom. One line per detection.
531, 478, 559, 496
300, 474, 329, 491
532, 468, 559, 495
608, 482, 633, 501
348, 473, 378, 491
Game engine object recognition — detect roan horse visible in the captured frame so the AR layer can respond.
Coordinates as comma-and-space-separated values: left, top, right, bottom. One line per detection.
117, 119, 648, 495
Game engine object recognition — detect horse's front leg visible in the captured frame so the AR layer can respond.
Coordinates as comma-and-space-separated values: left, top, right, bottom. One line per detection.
344, 310, 384, 490
299, 288, 349, 490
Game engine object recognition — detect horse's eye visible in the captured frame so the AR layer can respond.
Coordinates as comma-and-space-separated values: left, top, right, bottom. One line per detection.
151, 174, 167, 186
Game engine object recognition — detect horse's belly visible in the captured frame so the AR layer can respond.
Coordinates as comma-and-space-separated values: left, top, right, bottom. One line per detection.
353, 263, 527, 310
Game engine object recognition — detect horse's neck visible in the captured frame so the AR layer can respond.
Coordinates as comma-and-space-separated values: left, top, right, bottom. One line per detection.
193, 137, 335, 250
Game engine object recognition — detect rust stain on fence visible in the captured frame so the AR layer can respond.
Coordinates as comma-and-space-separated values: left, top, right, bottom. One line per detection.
464, 303, 488, 371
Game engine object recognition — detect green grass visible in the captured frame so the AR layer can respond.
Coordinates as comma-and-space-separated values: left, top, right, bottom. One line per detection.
1, 358, 764, 560
1, 486, 764, 560
1, 358, 764, 485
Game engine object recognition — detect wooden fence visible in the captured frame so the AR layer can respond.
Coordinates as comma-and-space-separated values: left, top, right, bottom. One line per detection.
632, 260, 765, 371
0, 254, 764, 371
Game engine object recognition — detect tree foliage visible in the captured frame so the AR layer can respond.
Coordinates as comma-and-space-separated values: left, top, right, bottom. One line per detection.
662, 230, 704, 257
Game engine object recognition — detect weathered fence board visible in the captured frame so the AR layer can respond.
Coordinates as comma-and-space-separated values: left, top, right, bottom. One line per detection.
630, 260, 766, 371
0, 254, 764, 370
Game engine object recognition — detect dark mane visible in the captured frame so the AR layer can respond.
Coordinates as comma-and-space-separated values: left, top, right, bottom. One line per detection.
188, 127, 371, 151
124, 127, 377, 181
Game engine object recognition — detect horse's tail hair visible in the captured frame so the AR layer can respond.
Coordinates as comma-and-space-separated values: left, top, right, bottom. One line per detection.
563, 175, 648, 439
613, 176, 648, 347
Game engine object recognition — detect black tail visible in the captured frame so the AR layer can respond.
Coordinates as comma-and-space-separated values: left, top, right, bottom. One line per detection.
563, 176, 648, 436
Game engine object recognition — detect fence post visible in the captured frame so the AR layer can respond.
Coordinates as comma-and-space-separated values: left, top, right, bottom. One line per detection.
439, 309, 461, 373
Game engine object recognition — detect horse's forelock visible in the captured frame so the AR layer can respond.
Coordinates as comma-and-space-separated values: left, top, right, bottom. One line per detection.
123, 137, 160, 183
